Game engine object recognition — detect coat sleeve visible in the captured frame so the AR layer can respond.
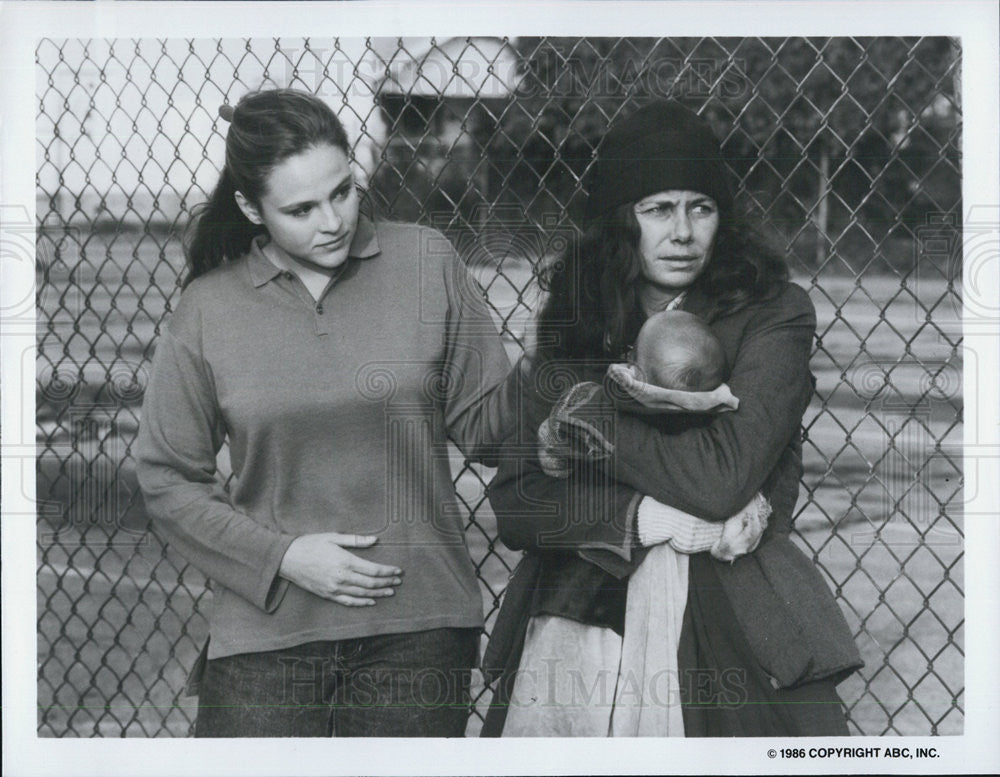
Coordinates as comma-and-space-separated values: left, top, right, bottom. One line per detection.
134, 291, 296, 612
608, 283, 817, 521
486, 357, 644, 578
438, 243, 518, 466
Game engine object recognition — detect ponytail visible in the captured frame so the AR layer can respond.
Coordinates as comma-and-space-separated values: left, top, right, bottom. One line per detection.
183, 167, 265, 288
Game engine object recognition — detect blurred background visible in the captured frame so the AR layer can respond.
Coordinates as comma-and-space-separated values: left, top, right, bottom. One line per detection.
35, 36, 963, 737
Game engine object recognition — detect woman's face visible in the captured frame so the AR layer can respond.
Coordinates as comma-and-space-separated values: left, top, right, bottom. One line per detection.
236, 143, 360, 275
634, 190, 719, 299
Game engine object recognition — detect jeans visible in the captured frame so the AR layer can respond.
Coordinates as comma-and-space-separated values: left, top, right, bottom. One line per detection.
194, 628, 480, 737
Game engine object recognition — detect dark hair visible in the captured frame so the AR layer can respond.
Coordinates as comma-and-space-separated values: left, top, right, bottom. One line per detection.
535, 204, 789, 366
183, 89, 351, 287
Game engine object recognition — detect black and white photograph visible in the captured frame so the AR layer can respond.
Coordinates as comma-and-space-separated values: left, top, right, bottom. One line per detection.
2, 1, 999, 775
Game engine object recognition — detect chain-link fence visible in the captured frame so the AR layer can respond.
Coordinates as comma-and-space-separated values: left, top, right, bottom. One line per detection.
36, 36, 963, 737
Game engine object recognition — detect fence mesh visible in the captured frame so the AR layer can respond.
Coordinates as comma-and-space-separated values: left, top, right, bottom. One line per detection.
35, 36, 963, 737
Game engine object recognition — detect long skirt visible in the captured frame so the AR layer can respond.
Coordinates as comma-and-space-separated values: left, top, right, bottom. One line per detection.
485, 552, 849, 737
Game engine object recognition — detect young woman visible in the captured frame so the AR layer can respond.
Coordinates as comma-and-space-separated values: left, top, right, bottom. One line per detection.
483, 101, 863, 737
136, 89, 516, 737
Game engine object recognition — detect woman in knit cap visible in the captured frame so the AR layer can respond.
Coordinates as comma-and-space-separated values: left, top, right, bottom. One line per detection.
483, 101, 862, 737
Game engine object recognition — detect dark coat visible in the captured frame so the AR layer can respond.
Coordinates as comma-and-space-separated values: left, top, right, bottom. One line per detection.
483, 281, 862, 733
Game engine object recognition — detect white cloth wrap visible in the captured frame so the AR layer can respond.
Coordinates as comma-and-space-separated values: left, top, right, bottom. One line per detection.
502, 493, 770, 737
611, 542, 690, 736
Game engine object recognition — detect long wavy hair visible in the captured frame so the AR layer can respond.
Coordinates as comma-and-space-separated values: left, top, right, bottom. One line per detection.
183, 89, 351, 288
535, 202, 789, 366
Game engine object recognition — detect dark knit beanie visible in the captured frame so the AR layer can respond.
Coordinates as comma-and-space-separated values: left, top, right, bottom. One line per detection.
583, 101, 734, 224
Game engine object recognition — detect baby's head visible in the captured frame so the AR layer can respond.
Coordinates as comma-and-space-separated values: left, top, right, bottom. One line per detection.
633, 310, 727, 392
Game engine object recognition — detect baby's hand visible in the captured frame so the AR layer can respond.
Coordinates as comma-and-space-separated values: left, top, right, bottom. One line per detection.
710, 493, 771, 562
537, 417, 572, 478
538, 382, 616, 478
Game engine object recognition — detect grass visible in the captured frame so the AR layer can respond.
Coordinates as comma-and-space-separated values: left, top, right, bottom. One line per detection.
36, 235, 963, 736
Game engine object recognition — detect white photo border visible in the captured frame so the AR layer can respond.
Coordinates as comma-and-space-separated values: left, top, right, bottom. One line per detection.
3, 1, 998, 775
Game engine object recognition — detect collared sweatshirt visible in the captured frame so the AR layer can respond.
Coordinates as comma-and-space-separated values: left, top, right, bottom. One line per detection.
135, 217, 515, 658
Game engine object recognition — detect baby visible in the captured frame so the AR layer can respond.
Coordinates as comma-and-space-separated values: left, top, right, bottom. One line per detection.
630, 309, 727, 393
537, 309, 728, 478
538, 308, 767, 561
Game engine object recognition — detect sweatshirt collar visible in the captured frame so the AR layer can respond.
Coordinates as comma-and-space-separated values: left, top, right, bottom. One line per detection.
247, 214, 381, 288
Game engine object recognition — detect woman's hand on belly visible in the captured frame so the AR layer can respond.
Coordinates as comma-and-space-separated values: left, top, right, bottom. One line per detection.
278, 533, 403, 606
